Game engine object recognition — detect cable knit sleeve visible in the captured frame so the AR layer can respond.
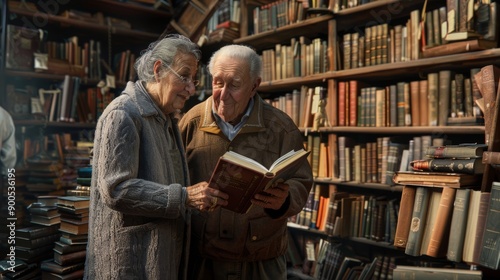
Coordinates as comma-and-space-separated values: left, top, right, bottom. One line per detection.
94, 108, 183, 218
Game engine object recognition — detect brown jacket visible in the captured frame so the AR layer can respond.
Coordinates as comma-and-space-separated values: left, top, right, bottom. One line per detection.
179, 95, 313, 262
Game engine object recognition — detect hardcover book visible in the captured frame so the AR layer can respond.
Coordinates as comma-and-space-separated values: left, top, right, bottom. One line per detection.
15, 225, 60, 239
394, 186, 416, 249
410, 158, 485, 174
57, 196, 90, 210
405, 187, 430, 257
40, 259, 85, 275
208, 149, 310, 214
424, 143, 488, 158
426, 187, 456, 257
447, 188, 471, 262
478, 181, 500, 270
392, 171, 481, 188
461, 190, 481, 263
53, 250, 86, 266
392, 265, 481, 279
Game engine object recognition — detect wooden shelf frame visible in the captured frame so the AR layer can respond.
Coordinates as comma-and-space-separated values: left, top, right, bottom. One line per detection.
8, 5, 163, 42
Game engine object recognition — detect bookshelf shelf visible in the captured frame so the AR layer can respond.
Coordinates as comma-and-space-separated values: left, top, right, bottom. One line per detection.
9, 7, 160, 42
70, 0, 172, 18
257, 49, 500, 92
288, 222, 398, 250
332, 49, 500, 82
314, 178, 404, 192
234, 14, 334, 50
13, 120, 96, 130
312, 126, 485, 135
4, 70, 127, 89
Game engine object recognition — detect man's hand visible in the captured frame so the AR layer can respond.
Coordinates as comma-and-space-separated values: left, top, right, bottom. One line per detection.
252, 182, 289, 210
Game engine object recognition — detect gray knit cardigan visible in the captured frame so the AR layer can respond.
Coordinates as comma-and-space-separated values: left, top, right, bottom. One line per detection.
84, 81, 191, 280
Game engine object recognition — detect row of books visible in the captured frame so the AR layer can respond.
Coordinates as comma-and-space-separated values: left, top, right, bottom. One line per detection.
306, 134, 478, 185
391, 141, 499, 270
286, 232, 472, 280
261, 37, 329, 82
5, 23, 135, 83
331, 0, 384, 13
266, 66, 490, 132
424, 2, 497, 46
265, 85, 327, 129
7, 79, 115, 123
206, 0, 241, 34
335, 68, 484, 128
341, 2, 497, 70
394, 182, 500, 271
296, 237, 480, 280
289, 184, 399, 244
252, 0, 308, 35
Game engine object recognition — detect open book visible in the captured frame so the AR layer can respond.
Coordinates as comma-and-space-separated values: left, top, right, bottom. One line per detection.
209, 149, 310, 214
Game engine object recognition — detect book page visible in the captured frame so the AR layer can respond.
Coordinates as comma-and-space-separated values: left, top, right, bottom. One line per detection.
269, 149, 309, 172
222, 151, 268, 172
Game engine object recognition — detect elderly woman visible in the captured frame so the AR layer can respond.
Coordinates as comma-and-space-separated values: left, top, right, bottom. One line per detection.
84, 34, 228, 280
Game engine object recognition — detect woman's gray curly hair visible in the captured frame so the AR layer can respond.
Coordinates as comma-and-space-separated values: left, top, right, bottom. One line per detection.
135, 34, 201, 83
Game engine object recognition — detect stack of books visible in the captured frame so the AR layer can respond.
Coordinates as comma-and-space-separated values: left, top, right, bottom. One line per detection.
0, 260, 40, 279
28, 196, 61, 227
14, 196, 62, 267
14, 225, 60, 267
25, 158, 64, 194
393, 143, 487, 188
208, 20, 240, 43
39, 196, 90, 279
70, 166, 92, 196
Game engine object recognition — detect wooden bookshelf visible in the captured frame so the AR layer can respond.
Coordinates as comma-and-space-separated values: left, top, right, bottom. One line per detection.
0, 6, 169, 268
228, 0, 500, 278
8, 7, 160, 42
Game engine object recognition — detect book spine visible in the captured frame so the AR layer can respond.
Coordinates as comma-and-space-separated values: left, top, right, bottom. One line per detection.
471, 192, 491, 264
478, 182, 500, 269
447, 188, 471, 262
405, 187, 430, 256
427, 72, 439, 125
426, 145, 483, 158
394, 186, 416, 249
419, 79, 429, 126
480, 65, 500, 146
426, 187, 456, 257
410, 158, 483, 174
438, 70, 452, 126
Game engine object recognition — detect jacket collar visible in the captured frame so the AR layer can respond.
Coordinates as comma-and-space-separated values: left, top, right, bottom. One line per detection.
123, 81, 170, 122
199, 95, 268, 135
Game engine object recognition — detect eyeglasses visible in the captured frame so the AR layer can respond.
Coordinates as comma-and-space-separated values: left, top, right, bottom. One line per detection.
166, 64, 200, 87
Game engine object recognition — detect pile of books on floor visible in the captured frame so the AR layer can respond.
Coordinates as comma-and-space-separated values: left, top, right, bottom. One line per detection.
25, 158, 64, 194
8, 224, 61, 278
28, 196, 61, 227
69, 166, 92, 196
40, 196, 89, 279
9, 196, 63, 278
